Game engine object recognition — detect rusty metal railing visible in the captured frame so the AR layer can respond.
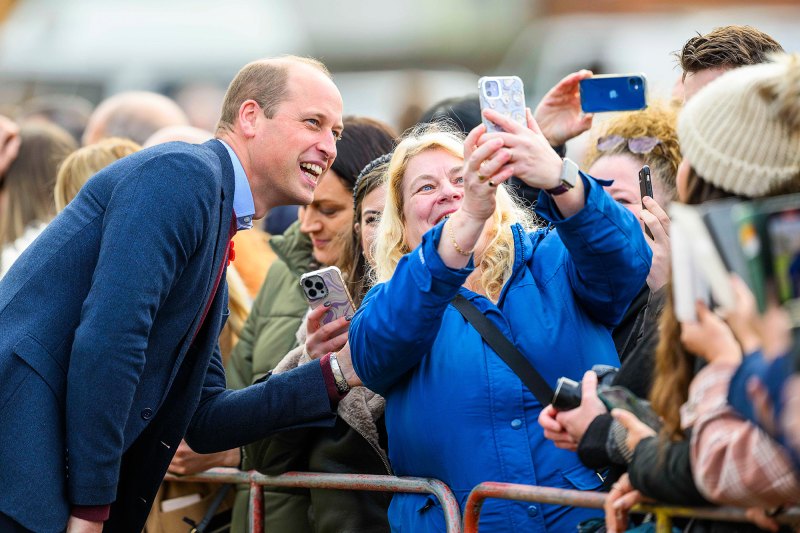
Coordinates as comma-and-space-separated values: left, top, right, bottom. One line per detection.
165, 468, 461, 533
462, 481, 800, 533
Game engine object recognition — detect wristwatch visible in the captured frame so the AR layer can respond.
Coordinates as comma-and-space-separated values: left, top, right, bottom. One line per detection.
546, 157, 579, 196
329, 352, 351, 394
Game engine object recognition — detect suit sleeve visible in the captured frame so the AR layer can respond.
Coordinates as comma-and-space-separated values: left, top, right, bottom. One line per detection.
184, 344, 336, 453
66, 153, 213, 506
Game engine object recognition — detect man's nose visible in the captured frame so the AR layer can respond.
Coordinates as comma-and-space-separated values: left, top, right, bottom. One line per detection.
318, 132, 337, 162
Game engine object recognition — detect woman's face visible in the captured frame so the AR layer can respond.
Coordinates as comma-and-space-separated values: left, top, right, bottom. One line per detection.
357, 184, 386, 266
588, 153, 644, 220
401, 148, 464, 249
299, 169, 354, 266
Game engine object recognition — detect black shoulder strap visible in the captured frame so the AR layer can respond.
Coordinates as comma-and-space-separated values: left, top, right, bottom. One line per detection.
451, 294, 554, 406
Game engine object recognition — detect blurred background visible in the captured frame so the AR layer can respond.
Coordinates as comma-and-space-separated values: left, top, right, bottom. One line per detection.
1, 0, 798, 133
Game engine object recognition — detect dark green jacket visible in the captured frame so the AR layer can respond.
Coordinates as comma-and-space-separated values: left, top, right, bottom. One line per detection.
227, 220, 314, 390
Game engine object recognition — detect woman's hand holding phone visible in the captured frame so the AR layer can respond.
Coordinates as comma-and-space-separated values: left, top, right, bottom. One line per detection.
305, 304, 350, 359
640, 196, 671, 292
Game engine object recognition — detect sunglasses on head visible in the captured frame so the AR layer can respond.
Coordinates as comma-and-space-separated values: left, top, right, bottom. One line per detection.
596, 135, 661, 154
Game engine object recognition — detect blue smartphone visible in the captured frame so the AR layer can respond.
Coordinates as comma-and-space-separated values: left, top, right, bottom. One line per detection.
580, 74, 647, 113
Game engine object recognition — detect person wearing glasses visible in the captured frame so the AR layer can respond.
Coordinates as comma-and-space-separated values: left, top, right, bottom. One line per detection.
538, 100, 682, 490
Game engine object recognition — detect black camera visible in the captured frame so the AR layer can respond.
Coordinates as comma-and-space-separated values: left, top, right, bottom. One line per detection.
551, 364, 618, 411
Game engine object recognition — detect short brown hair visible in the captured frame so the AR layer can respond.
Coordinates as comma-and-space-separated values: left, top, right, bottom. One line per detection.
678, 25, 784, 79
215, 56, 331, 134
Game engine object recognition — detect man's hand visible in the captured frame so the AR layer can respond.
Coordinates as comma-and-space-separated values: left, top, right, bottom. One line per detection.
533, 70, 593, 147
67, 516, 103, 533
554, 370, 608, 443
640, 196, 670, 292
611, 408, 656, 453
167, 440, 240, 475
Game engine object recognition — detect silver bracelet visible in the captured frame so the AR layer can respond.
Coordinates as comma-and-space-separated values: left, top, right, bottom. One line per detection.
329, 352, 351, 394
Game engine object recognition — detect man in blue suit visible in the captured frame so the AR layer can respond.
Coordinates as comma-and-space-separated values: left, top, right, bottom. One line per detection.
0, 56, 356, 532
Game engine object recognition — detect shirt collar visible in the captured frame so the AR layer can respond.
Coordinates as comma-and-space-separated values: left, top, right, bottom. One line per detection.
218, 140, 255, 230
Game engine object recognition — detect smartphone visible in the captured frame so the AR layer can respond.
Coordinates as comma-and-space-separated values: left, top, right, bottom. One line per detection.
639, 165, 654, 239
579, 74, 647, 113
478, 75, 526, 133
597, 386, 661, 431
299, 266, 356, 325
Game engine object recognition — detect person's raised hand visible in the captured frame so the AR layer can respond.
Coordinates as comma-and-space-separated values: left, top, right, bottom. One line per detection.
554, 370, 608, 443
533, 69, 594, 147
680, 301, 742, 365
167, 439, 240, 475
640, 196, 670, 292
611, 408, 656, 453
459, 123, 514, 223
478, 108, 563, 192
305, 304, 350, 359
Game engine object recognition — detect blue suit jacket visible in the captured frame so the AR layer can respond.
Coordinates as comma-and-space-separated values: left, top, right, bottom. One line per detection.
0, 140, 335, 532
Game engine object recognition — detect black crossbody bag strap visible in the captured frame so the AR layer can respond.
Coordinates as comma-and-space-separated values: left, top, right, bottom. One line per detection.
451, 294, 554, 406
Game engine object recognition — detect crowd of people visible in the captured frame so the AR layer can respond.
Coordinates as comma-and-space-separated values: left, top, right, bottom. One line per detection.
0, 23, 798, 533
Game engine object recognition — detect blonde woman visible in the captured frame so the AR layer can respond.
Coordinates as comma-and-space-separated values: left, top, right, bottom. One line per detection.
348, 110, 651, 532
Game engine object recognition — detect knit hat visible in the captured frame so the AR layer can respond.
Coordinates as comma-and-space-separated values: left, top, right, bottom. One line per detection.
678, 53, 800, 197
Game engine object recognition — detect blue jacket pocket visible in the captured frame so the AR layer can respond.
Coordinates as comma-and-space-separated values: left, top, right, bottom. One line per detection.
561, 462, 604, 491
13, 334, 66, 401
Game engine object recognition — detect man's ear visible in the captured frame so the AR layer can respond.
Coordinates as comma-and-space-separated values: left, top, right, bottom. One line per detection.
353, 221, 361, 236
237, 100, 261, 138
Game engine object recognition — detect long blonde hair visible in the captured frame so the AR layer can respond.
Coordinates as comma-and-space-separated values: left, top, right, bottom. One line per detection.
372, 123, 535, 302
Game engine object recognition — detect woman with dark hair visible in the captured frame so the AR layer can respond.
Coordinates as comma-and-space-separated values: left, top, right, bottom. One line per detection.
226, 116, 396, 532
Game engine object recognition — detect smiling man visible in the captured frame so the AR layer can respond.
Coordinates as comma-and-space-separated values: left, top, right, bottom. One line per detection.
0, 56, 359, 533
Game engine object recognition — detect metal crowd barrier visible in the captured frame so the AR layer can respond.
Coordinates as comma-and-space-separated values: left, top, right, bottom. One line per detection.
164, 468, 461, 533
462, 481, 800, 533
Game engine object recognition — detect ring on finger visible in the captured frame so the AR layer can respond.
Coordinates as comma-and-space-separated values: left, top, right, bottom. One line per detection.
477, 172, 488, 182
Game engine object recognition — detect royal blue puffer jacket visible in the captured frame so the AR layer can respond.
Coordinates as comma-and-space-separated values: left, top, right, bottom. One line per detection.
350, 175, 651, 532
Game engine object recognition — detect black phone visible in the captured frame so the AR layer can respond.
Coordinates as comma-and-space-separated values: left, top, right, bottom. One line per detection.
639, 165, 654, 239
597, 386, 661, 431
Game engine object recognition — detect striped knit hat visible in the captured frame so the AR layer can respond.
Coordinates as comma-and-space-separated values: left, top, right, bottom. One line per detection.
678, 53, 800, 197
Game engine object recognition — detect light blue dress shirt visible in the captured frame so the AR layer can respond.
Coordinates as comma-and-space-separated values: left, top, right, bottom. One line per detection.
218, 140, 255, 230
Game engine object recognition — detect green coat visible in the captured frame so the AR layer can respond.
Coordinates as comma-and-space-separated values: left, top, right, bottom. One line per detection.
228, 220, 315, 532
227, 220, 314, 390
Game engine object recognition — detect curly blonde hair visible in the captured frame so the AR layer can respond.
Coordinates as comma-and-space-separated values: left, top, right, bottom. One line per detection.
372, 123, 535, 302
583, 100, 681, 199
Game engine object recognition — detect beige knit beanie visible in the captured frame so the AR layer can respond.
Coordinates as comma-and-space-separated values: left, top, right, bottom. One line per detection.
678, 53, 800, 197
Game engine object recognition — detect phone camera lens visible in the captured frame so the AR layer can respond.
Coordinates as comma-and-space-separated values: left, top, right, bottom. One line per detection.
308, 289, 317, 298
304, 279, 313, 287
485, 80, 500, 98
315, 282, 324, 290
